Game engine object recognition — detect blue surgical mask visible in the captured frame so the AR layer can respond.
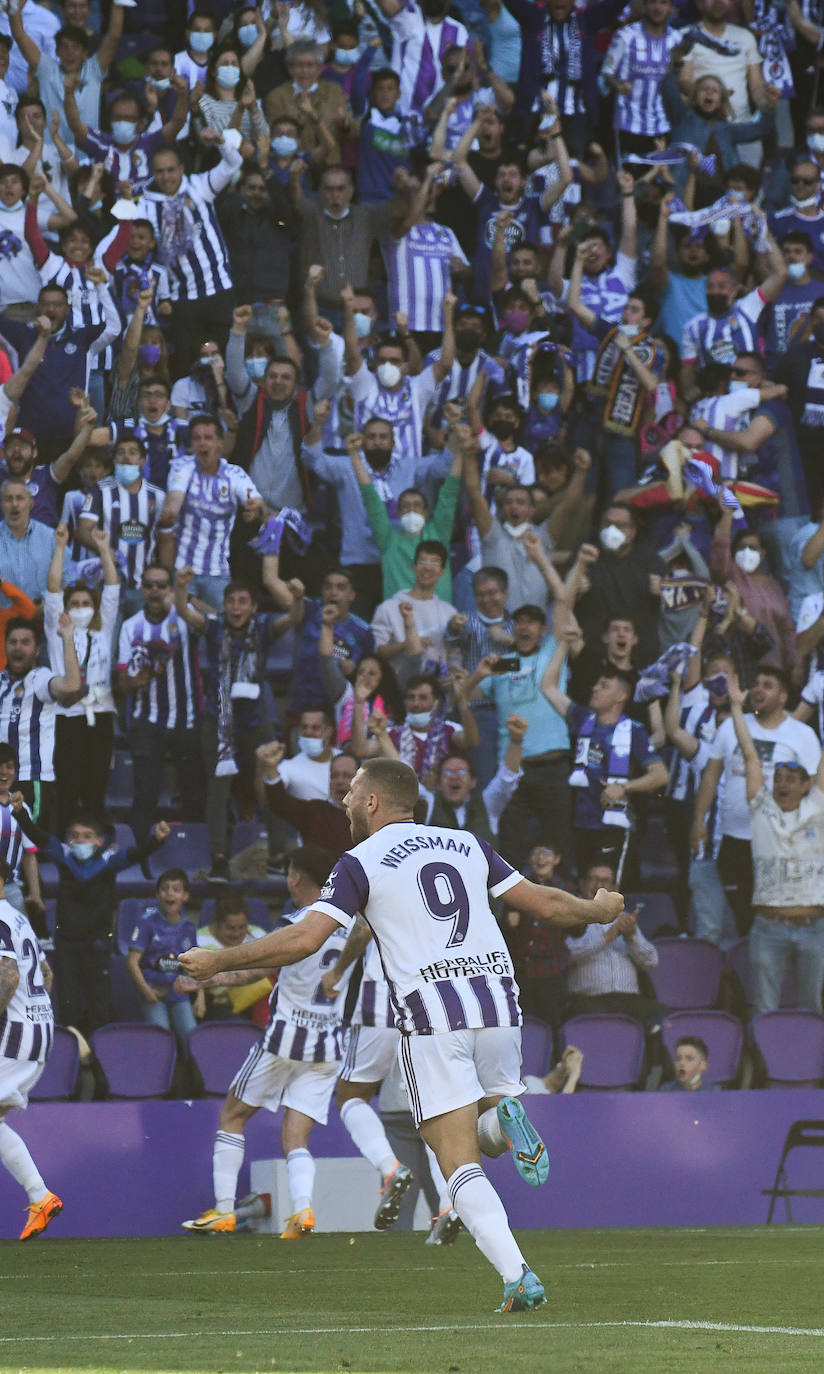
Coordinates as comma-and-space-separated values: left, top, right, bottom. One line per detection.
150, 76, 171, 90
245, 356, 267, 380
273, 135, 298, 157
788, 261, 807, 280
115, 463, 142, 485
353, 311, 372, 339
111, 120, 137, 144
298, 735, 325, 758
238, 23, 258, 46
728, 380, 750, 392
406, 710, 432, 729
189, 30, 215, 52
0, 199, 23, 212
335, 47, 359, 65
537, 391, 559, 412
70, 842, 95, 861
618, 323, 640, 338
217, 65, 241, 88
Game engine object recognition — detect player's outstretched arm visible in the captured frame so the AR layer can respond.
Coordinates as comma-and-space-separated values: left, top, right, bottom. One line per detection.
503, 880, 624, 929
178, 910, 340, 981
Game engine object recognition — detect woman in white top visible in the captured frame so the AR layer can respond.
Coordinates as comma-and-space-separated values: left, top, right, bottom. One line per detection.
45, 522, 120, 831
195, 48, 266, 162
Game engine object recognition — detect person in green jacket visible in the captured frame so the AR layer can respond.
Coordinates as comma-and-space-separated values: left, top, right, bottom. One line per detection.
345, 428, 463, 602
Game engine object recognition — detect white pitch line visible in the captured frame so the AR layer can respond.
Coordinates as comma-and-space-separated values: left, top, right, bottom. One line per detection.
0, 1319, 823, 1344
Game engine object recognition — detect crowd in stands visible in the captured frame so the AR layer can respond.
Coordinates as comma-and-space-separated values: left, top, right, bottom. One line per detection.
4, 0, 824, 1100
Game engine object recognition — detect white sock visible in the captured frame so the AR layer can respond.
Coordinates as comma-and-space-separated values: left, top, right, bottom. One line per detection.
0, 1122, 47, 1204
447, 1163, 525, 1284
340, 1098, 397, 1178
286, 1147, 315, 1213
213, 1130, 245, 1212
477, 1106, 508, 1159
423, 1141, 450, 1213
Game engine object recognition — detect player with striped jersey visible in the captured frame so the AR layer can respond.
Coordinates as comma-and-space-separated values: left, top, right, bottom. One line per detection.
181, 847, 353, 1238
321, 923, 416, 1232
181, 759, 623, 1312
601, 6, 682, 148
157, 414, 264, 600
0, 745, 40, 917
0, 860, 61, 1240
117, 595, 199, 734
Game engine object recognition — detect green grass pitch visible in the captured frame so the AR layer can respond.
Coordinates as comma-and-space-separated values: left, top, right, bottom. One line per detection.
2, 1227, 824, 1374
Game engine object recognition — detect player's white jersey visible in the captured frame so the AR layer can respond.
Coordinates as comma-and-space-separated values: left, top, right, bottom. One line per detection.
351, 939, 395, 1030
315, 823, 524, 1036
0, 898, 53, 1064
262, 906, 352, 1063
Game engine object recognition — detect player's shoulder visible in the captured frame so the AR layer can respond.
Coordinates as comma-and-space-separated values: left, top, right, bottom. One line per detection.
0, 898, 34, 948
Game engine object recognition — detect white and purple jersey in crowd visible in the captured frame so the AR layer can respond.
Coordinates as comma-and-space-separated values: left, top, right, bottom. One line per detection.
0, 898, 53, 1064
471, 188, 552, 306
80, 479, 163, 588
34, 254, 121, 373
385, 222, 467, 332
0, 799, 35, 884
602, 23, 681, 136
351, 937, 395, 1029
118, 608, 199, 730
167, 457, 261, 576
135, 151, 241, 301
478, 430, 535, 504
681, 287, 767, 368
260, 906, 352, 1063
314, 823, 524, 1035
350, 364, 437, 462
423, 347, 507, 418
80, 128, 165, 194
389, 5, 468, 113
0, 668, 58, 782
666, 683, 717, 804
0, 461, 61, 527
106, 255, 171, 328
559, 254, 636, 381
61, 483, 109, 562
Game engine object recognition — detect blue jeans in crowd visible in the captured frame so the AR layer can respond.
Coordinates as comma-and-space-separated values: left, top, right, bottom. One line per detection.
142, 995, 197, 1052
748, 916, 824, 1017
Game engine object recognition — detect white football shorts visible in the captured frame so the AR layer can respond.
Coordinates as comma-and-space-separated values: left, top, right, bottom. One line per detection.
0, 1056, 46, 1113
230, 1043, 339, 1124
339, 1025, 400, 1084
399, 1026, 524, 1127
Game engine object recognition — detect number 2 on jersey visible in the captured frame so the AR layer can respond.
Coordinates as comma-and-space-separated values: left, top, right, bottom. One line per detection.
418, 862, 470, 948
311, 946, 341, 1005
21, 938, 45, 997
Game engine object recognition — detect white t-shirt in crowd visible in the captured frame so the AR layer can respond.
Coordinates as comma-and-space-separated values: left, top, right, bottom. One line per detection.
276, 752, 333, 802
750, 784, 824, 908
709, 713, 822, 840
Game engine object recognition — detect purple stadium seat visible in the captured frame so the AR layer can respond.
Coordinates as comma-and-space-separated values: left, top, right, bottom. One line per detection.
199, 896, 274, 933
109, 953, 144, 1021
558, 1014, 646, 1090
520, 1015, 554, 1077
750, 1011, 824, 1088
112, 823, 154, 897
91, 1023, 177, 1098
230, 822, 269, 857
661, 1011, 743, 1086
724, 939, 799, 1010
105, 750, 134, 810
148, 823, 211, 879
29, 1027, 80, 1101
626, 892, 679, 941
116, 898, 149, 955
650, 937, 723, 1009
265, 625, 297, 681
190, 1021, 263, 1096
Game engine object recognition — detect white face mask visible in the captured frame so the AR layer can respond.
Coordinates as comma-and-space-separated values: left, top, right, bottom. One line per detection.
273, 135, 298, 157
503, 521, 530, 538
400, 510, 425, 535
377, 361, 402, 388
792, 194, 820, 210
353, 311, 373, 339
406, 710, 432, 729
600, 524, 627, 552
734, 547, 761, 573
618, 322, 639, 338
728, 379, 750, 392
710, 217, 731, 236
298, 735, 325, 758
788, 261, 807, 279
139, 410, 170, 426
69, 841, 95, 861
69, 606, 94, 629
809, 133, 824, 153
476, 611, 503, 625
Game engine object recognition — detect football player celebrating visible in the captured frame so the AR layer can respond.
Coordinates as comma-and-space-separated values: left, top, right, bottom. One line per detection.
180, 759, 623, 1311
